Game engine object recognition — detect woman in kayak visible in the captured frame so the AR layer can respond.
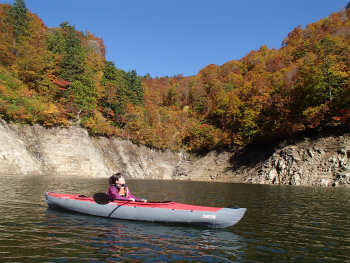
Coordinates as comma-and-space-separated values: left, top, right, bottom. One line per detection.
107, 173, 147, 202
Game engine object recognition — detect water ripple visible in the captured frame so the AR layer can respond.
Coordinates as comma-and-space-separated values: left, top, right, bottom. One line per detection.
0, 175, 349, 262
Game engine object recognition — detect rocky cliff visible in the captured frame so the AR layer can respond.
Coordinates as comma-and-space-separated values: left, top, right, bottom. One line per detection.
173, 130, 350, 187
0, 120, 180, 179
1, 120, 349, 187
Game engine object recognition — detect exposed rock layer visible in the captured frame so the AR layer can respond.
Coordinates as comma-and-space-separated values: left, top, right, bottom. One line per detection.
0, 120, 179, 179
1, 120, 349, 187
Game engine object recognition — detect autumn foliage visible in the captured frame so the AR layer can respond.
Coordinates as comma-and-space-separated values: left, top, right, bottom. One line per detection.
1, 1, 350, 152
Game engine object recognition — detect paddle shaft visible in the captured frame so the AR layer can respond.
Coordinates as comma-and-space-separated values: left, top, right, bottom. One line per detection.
93, 193, 169, 204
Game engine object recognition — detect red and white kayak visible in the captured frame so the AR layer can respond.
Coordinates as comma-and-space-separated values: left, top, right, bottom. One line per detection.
45, 192, 246, 228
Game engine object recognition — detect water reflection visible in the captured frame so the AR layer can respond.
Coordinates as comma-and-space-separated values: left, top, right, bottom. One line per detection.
0, 175, 349, 262
43, 209, 244, 262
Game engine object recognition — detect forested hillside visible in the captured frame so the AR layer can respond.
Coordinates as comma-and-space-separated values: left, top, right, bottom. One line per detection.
1, 0, 350, 152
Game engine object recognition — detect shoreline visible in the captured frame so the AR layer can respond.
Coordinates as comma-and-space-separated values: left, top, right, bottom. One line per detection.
1, 120, 349, 187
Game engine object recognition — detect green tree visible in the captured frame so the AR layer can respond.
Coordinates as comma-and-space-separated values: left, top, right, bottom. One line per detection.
59, 22, 86, 82
69, 80, 97, 111
45, 27, 66, 54
127, 69, 144, 105
101, 62, 144, 120
101, 61, 128, 117
53, 22, 99, 121
103, 61, 120, 81
5, 0, 29, 41
4, 0, 30, 55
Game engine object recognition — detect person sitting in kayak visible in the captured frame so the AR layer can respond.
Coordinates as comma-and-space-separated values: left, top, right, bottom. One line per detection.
107, 173, 147, 202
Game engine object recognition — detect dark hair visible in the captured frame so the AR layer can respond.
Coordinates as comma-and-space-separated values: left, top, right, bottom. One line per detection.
109, 173, 123, 185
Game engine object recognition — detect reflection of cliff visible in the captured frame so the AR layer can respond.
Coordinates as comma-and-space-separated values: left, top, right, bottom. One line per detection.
1, 120, 349, 187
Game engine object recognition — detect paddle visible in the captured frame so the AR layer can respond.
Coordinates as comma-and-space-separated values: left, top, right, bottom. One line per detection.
93, 193, 116, 204
93, 193, 171, 205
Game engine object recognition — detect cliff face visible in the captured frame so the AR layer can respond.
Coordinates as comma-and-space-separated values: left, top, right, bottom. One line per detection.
173, 134, 350, 187
252, 137, 350, 187
0, 120, 180, 179
1, 120, 349, 187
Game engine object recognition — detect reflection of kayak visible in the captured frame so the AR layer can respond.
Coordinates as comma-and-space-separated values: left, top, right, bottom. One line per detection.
45, 192, 246, 228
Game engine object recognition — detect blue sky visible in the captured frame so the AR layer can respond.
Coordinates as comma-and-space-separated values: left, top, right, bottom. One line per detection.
1, 0, 349, 77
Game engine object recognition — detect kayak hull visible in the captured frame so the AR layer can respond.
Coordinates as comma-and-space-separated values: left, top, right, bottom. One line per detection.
45, 192, 246, 228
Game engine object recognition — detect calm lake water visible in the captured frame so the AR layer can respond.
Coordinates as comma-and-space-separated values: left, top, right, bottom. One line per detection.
0, 175, 349, 262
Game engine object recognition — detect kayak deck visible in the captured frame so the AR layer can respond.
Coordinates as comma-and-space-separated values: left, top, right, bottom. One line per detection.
47, 192, 221, 211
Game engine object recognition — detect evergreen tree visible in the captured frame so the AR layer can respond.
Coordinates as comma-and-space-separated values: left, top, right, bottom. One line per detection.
4, 0, 30, 52
59, 22, 86, 82
101, 61, 129, 116
45, 27, 66, 54
102, 61, 120, 81
127, 69, 144, 105
57, 22, 98, 117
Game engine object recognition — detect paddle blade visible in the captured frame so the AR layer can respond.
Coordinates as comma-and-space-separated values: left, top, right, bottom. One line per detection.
93, 193, 115, 204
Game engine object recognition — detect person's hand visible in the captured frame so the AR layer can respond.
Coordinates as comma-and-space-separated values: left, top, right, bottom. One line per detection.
142, 199, 147, 202
129, 198, 135, 202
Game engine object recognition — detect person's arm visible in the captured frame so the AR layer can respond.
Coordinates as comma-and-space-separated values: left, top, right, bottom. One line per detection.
128, 191, 142, 201
123, 185, 146, 202
128, 190, 147, 202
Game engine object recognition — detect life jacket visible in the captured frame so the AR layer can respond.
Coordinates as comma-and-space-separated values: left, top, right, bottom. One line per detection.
113, 184, 129, 198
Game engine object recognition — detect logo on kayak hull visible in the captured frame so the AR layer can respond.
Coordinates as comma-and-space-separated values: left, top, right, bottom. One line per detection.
202, 214, 216, 219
